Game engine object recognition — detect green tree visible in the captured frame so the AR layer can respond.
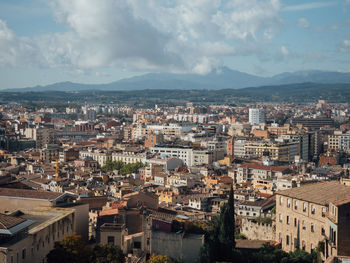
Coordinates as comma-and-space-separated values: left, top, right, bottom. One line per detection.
91, 244, 125, 263
248, 243, 317, 263
47, 233, 91, 263
198, 186, 239, 263
218, 185, 235, 250
148, 254, 175, 263
102, 160, 124, 172
120, 162, 143, 175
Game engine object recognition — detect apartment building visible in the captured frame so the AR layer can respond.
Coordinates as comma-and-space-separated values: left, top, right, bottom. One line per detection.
249, 108, 266, 125
79, 149, 112, 167
35, 128, 56, 149
150, 145, 193, 166
328, 131, 350, 152
276, 182, 350, 260
245, 140, 298, 163
111, 151, 146, 164
0, 188, 89, 263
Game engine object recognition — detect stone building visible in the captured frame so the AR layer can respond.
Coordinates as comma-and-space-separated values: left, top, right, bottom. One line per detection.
276, 181, 350, 260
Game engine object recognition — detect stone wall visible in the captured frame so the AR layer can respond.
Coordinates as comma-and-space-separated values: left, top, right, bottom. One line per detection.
241, 218, 275, 241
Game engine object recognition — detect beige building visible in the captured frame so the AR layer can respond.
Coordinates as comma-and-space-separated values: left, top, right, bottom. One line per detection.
276, 182, 350, 260
0, 188, 89, 263
328, 131, 350, 152
0, 207, 75, 263
245, 140, 298, 162
79, 149, 112, 167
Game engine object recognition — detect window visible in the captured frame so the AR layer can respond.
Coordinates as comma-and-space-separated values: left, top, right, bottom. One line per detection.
287, 216, 290, 225
302, 241, 306, 251
321, 227, 325, 236
311, 223, 314, 233
287, 199, 291, 208
107, 236, 115, 245
134, 241, 141, 249
294, 200, 298, 210
311, 205, 315, 214
22, 249, 26, 260
279, 214, 283, 223
303, 203, 307, 212
302, 220, 306, 230
294, 218, 297, 227
286, 235, 290, 245
280, 196, 283, 205
322, 207, 326, 217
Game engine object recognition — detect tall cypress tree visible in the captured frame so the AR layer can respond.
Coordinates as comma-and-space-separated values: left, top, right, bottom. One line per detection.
198, 185, 237, 262
218, 185, 236, 260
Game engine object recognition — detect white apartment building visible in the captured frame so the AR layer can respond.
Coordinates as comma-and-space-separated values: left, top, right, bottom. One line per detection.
150, 146, 193, 166
249, 108, 266, 125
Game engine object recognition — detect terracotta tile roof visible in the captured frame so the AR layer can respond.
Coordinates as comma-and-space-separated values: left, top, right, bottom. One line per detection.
0, 188, 63, 201
100, 208, 119, 216
0, 213, 26, 230
277, 181, 350, 206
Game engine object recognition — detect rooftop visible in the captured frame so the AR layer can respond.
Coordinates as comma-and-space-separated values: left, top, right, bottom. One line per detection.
277, 181, 350, 206
0, 188, 64, 201
0, 213, 26, 230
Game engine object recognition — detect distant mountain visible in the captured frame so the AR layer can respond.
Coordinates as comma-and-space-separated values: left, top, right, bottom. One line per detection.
3, 67, 350, 92
270, 70, 350, 85
2, 83, 350, 104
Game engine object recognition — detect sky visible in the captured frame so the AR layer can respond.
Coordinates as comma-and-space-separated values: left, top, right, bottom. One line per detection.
0, 0, 350, 89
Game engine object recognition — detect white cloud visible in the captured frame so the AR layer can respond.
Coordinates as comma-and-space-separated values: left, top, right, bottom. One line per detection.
0, 20, 44, 67
283, 2, 335, 11
281, 45, 290, 56
298, 18, 310, 28
0, 0, 282, 74
340, 39, 350, 53
212, 0, 281, 40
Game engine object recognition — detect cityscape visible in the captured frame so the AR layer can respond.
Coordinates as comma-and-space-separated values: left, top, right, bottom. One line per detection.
1, 1, 350, 263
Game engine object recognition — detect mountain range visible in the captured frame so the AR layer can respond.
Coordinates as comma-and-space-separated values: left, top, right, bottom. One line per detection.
3, 67, 350, 92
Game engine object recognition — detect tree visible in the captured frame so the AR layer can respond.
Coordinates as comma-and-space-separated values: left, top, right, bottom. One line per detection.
91, 244, 125, 263
247, 243, 317, 263
47, 233, 91, 263
148, 254, 175, 263
102, 174, 110, 184
218, 185, 235, 250
198, 186, 239, 263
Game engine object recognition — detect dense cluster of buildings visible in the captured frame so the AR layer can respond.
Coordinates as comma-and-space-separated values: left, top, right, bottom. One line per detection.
0, 100, 350, 262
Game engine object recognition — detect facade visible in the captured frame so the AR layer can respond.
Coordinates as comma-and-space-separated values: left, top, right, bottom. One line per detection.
0, 208, 75, 263
276, 182, 350, 260
150, 146, 193, 166
0, 188, 89, 263
79, 149, 112, 167
36, 128, 56, 149
328, 131, 350, 152
249, 108, 266, 125
244, 140, 298, 163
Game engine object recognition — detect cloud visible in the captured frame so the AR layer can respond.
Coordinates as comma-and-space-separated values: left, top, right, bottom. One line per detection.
339, 39, 350, 53
298, 18, 310, 28
0, 0, 282, 74
281, 46, 290, 56
0, 20, 45, 67
212, 0, 281, 40
283, 2, 335, 11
